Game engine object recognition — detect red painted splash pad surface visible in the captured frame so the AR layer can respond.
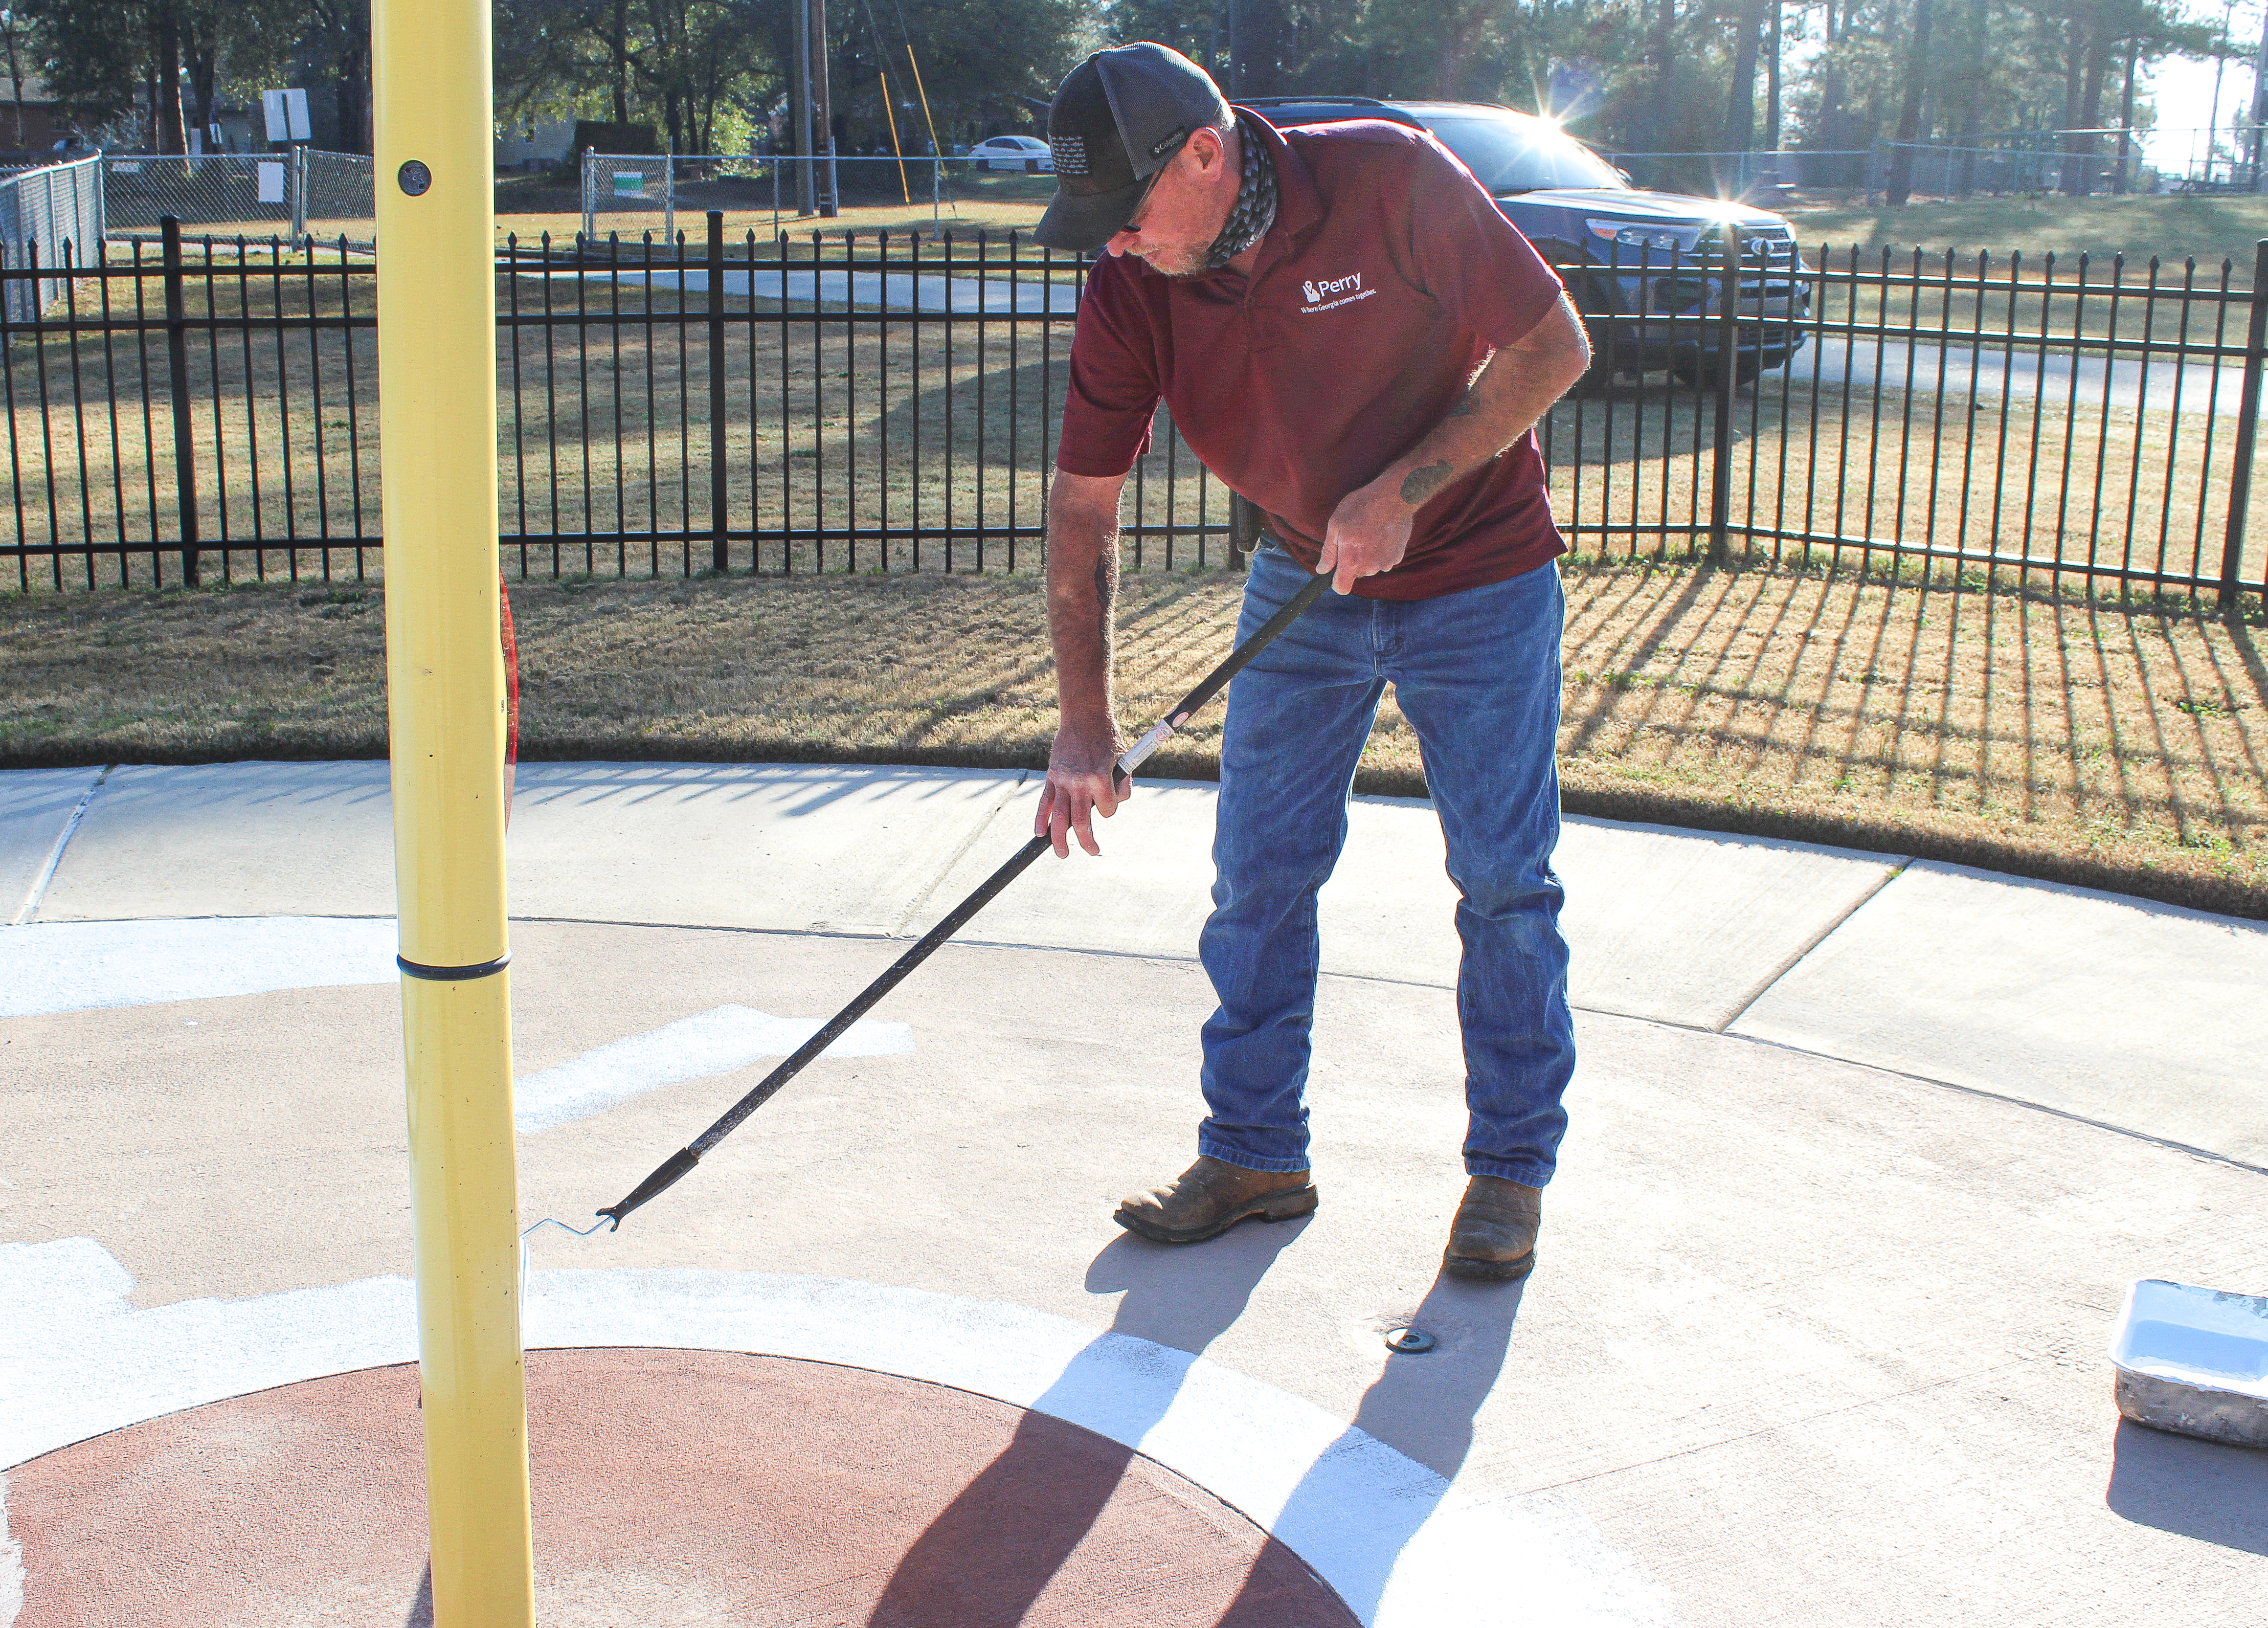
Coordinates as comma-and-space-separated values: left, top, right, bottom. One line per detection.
9, 1347, 1357, 1627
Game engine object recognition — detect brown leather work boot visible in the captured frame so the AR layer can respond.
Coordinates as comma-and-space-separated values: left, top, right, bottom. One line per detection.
1441, 1175, 1541, 1281
1114, 1155, 1318, 1245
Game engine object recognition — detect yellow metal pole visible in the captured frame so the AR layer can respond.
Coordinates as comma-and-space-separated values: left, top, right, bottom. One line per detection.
374, 0, 536, 1615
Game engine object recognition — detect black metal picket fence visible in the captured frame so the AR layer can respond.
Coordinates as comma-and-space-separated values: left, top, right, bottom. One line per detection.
1, 214, 2263, 609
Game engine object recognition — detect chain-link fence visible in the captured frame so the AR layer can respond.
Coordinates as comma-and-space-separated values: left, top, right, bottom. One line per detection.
0, 155, 103, 322
102, 151, 374, 250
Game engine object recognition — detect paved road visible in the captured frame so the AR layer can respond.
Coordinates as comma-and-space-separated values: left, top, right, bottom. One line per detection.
1784, 333, 2246, 416
4, 761, 2264, 1627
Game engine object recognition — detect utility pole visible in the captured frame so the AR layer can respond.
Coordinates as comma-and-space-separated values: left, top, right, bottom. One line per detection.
809, 0, 837, 217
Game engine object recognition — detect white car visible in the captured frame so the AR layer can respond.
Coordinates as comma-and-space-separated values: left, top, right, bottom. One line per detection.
970, 135, 1053, 173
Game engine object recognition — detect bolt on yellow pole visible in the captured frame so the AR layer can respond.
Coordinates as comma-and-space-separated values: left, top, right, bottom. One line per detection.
374, 0, 537, 1614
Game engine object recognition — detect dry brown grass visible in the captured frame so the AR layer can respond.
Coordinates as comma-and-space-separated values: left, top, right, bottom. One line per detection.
493, 166, 1056, 250
4, 555, 2260, 918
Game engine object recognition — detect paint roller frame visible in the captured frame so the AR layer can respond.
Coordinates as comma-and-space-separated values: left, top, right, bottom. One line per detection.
534, 562, 1336, 1237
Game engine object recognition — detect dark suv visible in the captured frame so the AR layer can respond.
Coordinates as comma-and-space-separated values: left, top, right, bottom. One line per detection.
1243, 97, 1809, 388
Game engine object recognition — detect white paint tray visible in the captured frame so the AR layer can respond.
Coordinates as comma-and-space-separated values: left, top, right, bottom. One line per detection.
2108, 1278, 2268, 1450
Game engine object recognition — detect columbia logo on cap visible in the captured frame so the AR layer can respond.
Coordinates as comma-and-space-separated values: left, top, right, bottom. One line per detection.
1049, 134, 1089, 176
1148, 127, 1187, 159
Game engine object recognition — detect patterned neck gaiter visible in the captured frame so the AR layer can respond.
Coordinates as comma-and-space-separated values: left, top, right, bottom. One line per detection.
1202, 115, 1279, 270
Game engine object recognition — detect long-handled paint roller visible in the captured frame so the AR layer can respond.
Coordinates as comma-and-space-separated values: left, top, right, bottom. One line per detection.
550, 563, 1333, 1236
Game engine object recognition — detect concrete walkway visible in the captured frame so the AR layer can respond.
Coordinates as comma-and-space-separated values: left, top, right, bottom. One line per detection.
4, 759, 2265, 1627
8, 759, 2263, 1169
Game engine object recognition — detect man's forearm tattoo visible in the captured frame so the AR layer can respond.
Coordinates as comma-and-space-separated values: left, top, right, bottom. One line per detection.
1092, 554, 1113, 644
1446, 386, 1476, 417
1400, 461, 1452, 506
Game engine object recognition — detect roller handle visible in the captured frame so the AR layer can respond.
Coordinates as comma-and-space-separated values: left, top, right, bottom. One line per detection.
596, 1146, 700, 1230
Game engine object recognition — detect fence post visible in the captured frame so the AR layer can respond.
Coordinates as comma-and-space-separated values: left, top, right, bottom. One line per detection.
2220, 239, 2268, 611
1708, 236, 1738, 564
290, 145, 308, 246
708, 210, 728, 573
1864, 143, 1880, 206
580, 147, 595, 242
160, 216, 201, 586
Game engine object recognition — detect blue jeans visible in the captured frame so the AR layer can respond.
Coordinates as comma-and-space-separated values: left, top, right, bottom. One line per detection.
1196, 546, 1574, 1187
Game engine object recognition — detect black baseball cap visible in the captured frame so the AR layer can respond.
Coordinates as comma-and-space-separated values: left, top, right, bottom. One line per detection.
1034, 43, 1230, 252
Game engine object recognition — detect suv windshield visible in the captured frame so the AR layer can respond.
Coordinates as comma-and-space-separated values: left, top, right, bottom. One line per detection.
1410, 113, 1625, 194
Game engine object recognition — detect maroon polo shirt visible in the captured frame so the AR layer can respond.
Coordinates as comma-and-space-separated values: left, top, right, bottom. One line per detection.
1055, 113, 1569, 601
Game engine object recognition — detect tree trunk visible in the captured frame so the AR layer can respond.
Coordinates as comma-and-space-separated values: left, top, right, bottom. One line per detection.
1432, 0, 1494, 100
2114, 36, 2137, 194
155, 2, 186, 156
1818, 0, 1846, 166
2059, 17, 2084, 194
1885, 0, 1933, 204
2, 16, 29, 151
1724, 0, 1763, 153
188, 47, 217, 145
1652, 0, 1675, 147
1954, 0, 1986, 196
2073, 24, 2112, 195
334, 35, 371, 155
1764, 0, 1782, 155
611, 0, 630, 124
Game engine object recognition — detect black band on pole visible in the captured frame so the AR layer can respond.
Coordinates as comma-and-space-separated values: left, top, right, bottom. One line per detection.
397, 950, 514, 982
592, 567, 1334, 1231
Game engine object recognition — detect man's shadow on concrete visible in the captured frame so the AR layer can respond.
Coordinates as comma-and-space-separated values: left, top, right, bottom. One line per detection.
863, 1228, 1526, 1628
861, 1220, 1329, 1628
2105, 1418, 2268, 1557
1209, 1269, 1525, 1626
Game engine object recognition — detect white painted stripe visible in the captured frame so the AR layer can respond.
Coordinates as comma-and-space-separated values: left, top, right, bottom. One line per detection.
515, 1004, 913, 1133
0, 916, 398, 1018
0, 1238, 1670, 1627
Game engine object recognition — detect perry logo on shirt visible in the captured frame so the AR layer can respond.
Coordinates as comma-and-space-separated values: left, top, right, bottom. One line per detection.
1298, 270, 1376, 314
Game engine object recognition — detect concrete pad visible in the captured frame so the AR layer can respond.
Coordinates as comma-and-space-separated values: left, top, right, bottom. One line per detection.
506, 762, 1026, 936
35, 760, 394, 922
6, 1351, 1352, 1628
1552, 817, 1908, 1030
917, 776, 1228, 959
1318, 803, 1910, 1029
0, 766, 100, 920
1730, 860, 2268, 1168
7, 919, 2265, 1624
925, 780, 1909, 1032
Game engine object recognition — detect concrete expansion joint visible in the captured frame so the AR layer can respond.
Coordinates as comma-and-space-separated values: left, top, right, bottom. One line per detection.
884, 767, 1034, 939
1723, 1026, 2268, 1182
7, 764, 112, 928
1709, 856, 1914, 1036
